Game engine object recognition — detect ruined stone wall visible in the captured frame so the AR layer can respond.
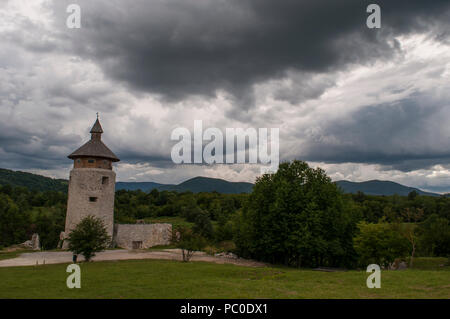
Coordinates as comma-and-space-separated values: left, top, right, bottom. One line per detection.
64, 168, 116, 243
113, 223, 172, 249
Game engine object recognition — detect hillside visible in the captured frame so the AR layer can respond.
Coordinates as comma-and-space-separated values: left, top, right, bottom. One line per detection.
118, 177, 253, 194
0, 168, 68, 192
336, 180, 439, 197
159, 176, 254, 194
116, 181, 167, 192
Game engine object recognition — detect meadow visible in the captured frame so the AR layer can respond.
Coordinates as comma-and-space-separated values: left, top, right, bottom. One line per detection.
0, 257, 448, 299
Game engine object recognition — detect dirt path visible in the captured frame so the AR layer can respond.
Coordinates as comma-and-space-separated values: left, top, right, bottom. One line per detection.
0, 249, 266, 268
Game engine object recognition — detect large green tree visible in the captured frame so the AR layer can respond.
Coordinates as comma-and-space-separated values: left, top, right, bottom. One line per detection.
234, 160, 359, 268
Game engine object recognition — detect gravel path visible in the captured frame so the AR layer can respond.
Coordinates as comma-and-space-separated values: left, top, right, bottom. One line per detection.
0, 249, 266, 268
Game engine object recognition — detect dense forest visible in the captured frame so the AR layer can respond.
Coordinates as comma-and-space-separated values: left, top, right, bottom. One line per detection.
1, 162, 449, 267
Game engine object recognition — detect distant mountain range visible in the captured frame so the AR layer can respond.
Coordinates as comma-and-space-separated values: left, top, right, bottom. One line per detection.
119, 178, 442, 196
335, 180, 440, 197
0, 167, 442, 196
0, 168, 253, 194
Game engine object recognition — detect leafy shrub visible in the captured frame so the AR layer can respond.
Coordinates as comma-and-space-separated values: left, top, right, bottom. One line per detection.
203, 241, 236, 255
173, 227, 207, 262
67, 215, 111, 262
217, 240, 236, 252
353, 222, 410, 268
203, 245, 218, 255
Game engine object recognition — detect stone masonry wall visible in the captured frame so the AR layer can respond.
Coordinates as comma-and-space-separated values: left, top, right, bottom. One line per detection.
113, 223, 172, 249
64, 168, 116, 244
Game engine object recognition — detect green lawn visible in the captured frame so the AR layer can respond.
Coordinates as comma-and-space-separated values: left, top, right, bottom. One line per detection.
0, 259, 449, 298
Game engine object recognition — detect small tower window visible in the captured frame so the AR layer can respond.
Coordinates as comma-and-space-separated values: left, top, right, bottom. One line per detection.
89, 197, 98, 202
102, 176, 109, 185
77, 159, 81, 163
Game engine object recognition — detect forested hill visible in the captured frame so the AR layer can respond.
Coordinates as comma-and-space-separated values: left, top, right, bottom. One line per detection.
117, 177, 254, 194
0, 168, 68, 192
336, 180, 440, 197
115, 181, 167, 192
162, 176, 254, 194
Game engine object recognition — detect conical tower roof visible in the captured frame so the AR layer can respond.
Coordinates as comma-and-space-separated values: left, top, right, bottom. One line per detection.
68, 118, 120, 162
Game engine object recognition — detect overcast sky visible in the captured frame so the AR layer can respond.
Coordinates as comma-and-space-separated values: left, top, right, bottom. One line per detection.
1, 0, 450, 193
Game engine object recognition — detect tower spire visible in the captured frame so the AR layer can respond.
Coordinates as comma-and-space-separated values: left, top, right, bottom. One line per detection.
90, 116, 103, 140
68, 116, 119, 162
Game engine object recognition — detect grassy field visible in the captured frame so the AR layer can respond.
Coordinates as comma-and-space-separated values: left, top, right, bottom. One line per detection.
0, 258, 449, 299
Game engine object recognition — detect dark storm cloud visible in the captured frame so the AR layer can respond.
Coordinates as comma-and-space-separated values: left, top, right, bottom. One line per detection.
2, 0, 450, 188
0, 123, 79, 170
50, 0, 450, 106
300, 94, 450, 171
112, 150, 174, 169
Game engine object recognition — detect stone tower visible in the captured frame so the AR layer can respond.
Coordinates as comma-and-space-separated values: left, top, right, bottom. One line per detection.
63, 117, 120, 247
